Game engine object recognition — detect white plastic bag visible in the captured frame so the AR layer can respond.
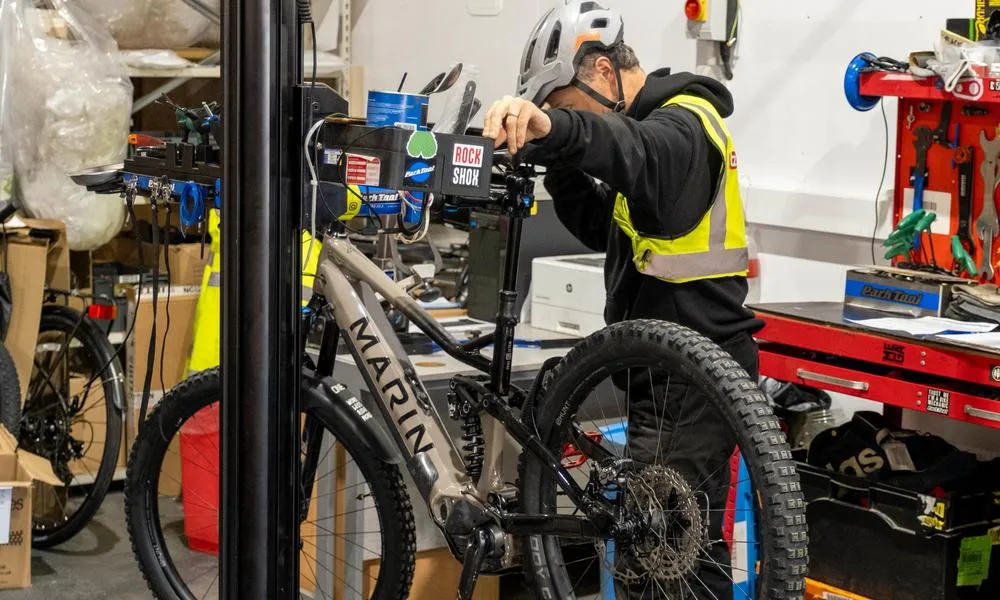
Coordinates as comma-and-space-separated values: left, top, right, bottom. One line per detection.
77, 0, 219, 50
1, 1, 131, 250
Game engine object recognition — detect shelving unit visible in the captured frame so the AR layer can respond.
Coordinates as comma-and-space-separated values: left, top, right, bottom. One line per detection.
128, 0, 354, 112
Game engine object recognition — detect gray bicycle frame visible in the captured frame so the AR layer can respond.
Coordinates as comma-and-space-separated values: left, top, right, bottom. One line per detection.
314, 236, 503, 525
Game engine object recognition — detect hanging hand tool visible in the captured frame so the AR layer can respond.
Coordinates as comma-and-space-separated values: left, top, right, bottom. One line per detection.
911, 126, 933, 249
976, 129, 1000, 279
909, 104, 954, 252
955, 145, 976, 253
952, 235, 979, 276
883, 209, 927, 262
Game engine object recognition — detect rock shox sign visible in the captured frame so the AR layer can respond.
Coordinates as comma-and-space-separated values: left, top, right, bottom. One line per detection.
450, 143, 485, 187
453, 143, 484, 168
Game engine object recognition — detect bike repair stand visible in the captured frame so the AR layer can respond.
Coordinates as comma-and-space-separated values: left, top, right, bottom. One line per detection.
220, 0, 304, 597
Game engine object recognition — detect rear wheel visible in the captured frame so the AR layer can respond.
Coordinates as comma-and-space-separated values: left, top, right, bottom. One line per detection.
0, 342, 21, 434
21, 304, 125, 548
520, 320, 808, 599
126, 368, 417, 600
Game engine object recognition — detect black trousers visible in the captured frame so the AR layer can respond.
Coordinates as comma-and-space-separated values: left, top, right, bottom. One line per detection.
622, 332, 760, 599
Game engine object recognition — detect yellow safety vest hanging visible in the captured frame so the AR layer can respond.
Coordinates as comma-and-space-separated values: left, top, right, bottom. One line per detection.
186, 208, 324, 375
612, 94, 749, 284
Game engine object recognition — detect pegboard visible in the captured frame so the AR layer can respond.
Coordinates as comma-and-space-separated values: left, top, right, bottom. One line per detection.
893, 97, 1000, 279
861, 71, 1000, 282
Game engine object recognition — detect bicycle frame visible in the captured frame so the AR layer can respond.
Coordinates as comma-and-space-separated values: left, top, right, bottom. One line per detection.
310, 201, 611, 541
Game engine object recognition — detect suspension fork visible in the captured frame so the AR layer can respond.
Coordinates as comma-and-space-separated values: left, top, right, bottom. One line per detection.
299, 299, 339, 522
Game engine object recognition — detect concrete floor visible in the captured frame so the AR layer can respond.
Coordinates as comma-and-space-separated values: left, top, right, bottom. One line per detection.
1, 488, 593, 600
6, 489, 154, 600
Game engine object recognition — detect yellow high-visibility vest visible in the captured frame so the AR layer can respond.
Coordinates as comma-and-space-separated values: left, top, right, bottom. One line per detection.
612, 94, 749, 284
186, 209, 323, 375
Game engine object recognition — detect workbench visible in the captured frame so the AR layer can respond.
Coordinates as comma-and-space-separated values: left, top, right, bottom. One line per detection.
754, 302, 1000, 429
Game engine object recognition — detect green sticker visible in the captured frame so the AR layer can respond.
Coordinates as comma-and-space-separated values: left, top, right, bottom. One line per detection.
406, 131, 438, 159
957, 534, 992, 587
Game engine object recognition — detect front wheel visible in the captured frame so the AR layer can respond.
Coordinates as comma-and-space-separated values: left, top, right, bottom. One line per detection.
125, 368, 417, 600
519, 320, 808, 599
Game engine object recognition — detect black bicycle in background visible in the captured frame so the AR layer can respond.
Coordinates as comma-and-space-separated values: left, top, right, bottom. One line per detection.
0, 200, 127, 547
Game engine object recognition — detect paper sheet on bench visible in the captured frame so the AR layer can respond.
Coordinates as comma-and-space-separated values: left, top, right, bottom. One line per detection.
936, 331, 1000, 349
847, 316, 997, 336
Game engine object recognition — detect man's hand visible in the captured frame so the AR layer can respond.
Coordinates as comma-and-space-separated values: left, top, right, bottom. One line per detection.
482, 96, 552, 155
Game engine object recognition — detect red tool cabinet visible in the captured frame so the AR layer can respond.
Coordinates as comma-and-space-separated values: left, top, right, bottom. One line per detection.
753, 72, 1000, 432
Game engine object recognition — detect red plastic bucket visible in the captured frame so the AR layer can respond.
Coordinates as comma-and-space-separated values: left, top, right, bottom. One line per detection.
179, 402, 221, 555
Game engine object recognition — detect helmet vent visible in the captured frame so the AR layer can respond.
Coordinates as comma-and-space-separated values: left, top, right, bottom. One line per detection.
523, 39, 537, 72
580, 1, 600, 13
591, 17, 608, 28
544, 23, 562, 64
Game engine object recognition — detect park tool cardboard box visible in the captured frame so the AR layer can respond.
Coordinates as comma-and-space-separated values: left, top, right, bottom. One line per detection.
0, 425, 62, 589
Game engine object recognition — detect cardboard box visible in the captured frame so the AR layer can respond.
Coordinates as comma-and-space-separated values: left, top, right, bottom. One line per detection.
68, 377, 126, 478
2, 218, 69, 402
0, 426, 62, 589
127, 285, 201, 396
94, 237, 207, 287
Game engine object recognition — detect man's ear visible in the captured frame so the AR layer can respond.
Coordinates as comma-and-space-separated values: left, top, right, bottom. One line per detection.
594, 55, 616, 84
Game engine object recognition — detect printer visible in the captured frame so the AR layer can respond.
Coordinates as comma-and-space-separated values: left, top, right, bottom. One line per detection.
530, 254, 606, 337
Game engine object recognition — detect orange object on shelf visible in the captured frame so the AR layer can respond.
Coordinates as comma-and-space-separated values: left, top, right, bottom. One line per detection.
806, 578, 870, 600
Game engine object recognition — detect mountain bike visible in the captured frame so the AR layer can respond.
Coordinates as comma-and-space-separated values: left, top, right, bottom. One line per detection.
24, 294, 126, 547
125, 157, 808, 599
0, 201, 126, 547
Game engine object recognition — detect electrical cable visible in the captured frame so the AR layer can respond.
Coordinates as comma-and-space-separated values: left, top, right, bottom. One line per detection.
871, 99, 889, 264
84, 192, 141, 391
158, 206, 174, 395
303, 117, 326, 271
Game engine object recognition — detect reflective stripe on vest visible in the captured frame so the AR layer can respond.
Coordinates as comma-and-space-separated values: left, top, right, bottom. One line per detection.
612, 94, 749, 283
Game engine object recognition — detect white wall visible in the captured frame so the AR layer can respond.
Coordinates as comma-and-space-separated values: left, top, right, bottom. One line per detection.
352, 2, 998, 442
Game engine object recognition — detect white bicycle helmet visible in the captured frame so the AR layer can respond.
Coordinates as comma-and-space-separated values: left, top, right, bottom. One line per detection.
517, 1, 625, 110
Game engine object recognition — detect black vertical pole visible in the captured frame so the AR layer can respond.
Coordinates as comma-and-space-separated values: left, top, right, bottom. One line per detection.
220, 0, 302, 597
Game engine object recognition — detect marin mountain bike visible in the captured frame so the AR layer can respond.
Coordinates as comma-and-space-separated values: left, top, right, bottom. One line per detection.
125, 157, 807, 600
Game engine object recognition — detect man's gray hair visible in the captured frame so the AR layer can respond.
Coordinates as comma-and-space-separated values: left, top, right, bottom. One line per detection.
576, 43, 641, 81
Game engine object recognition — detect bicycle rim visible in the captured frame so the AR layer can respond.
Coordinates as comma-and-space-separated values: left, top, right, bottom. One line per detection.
126, 370, 413, 600
23, 305, 124, 547
520, 321, 807, 600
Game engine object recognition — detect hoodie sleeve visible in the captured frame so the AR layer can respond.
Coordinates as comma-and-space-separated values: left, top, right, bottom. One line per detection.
522, 107, 700, 205
542, 164, 612, 252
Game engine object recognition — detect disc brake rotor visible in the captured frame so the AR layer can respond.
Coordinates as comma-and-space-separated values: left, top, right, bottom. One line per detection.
605, 464, 707, 584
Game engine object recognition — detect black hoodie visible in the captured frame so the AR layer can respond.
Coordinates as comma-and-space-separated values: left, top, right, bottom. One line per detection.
521, 69, 762, 343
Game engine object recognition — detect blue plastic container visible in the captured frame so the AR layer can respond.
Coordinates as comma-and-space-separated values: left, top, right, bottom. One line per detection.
366, 90, 428, 130
360, 91, 431, 225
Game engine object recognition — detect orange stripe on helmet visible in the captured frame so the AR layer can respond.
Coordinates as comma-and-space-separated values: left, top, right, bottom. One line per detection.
575, 32, 601, 51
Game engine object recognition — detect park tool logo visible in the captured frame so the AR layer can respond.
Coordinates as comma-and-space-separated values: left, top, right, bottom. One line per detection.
406, 130, 438, 159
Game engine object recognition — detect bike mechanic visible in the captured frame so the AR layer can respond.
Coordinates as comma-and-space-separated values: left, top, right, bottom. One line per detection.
482, 2, 763, 597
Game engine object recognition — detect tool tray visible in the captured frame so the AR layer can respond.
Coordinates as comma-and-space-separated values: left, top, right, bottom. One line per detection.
797, 459, 1000, 599
797, 460, 1000, 535
317, 122, 495, 199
